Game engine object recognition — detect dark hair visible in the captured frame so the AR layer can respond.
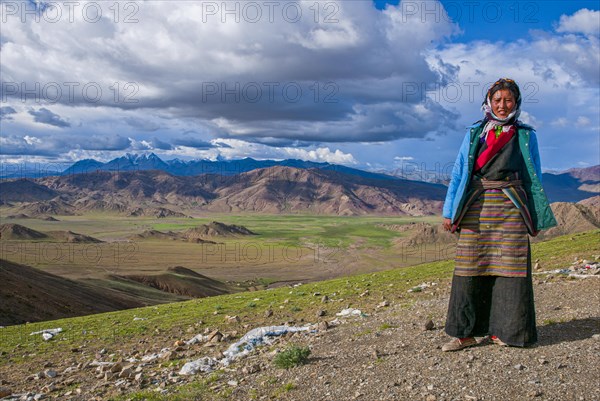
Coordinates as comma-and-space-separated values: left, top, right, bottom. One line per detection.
484, 78, 521, 108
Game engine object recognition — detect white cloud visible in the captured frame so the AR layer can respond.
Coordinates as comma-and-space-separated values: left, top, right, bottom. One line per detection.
556, 9, 600, 36
575, 116, 591, 128
204, 138, 357, 165
24, 135, 42, 145
551, 117, 568, 128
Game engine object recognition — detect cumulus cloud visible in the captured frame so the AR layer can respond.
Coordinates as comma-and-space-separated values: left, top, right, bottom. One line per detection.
0, 3, 597, 170
172, 136, 217, 149
556, 9, 600, 36
28, 108, 70, 127
0, 106, 17, 120
79, 134, 131, 151
0, 134, 65, 156
0, 0, 458, 145
184, 138, 358, 165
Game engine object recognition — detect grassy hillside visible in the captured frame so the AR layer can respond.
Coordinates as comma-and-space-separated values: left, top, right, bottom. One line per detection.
1, 230, 597, 361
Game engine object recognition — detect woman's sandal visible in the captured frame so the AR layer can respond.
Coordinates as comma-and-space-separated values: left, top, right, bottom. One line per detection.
441, 337, 478, 352
491, 335, 508, 346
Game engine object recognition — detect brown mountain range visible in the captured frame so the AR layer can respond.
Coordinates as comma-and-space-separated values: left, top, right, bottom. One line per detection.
2, 167, 448, 216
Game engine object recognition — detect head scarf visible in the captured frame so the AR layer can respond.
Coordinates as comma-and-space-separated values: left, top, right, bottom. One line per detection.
480, 78, 522, 142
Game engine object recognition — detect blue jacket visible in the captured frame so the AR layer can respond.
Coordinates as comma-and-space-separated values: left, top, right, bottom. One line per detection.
442, 122, 557, 233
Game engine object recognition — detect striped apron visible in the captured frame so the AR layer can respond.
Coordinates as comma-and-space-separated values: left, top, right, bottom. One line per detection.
454, 175, 533, 277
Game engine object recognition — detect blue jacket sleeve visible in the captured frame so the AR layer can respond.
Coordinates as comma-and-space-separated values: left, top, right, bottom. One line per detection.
442, 130, 470, 219
529, 130, 543, 185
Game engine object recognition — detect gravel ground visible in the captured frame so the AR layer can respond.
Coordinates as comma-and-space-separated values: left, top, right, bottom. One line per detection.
1, 275, 598, 401
228, 276, 600, 401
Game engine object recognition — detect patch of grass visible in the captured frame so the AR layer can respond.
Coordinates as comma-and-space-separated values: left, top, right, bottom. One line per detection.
273, 345, 311, 369
542, 317, 569, 326
256, 277, 277, 287
115, 370, 225, 401
273, 382, 297, 397
378, 323, 397, 330
355, 328, 373, 337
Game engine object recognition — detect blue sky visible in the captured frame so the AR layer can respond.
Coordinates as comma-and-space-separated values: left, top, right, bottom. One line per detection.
1, 0, 598, 175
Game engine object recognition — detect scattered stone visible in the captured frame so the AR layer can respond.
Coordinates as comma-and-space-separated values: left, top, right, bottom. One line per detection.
528, 389, 543, 397
321, 295, 329, 303
359, 290, 370, 297
173, 340, 185, 347
592, 334, 600, 340
317, 321, 329, 332
41, 383, 55, 392
514, 364, 525, 371
207, 330, 223, 343
242, 364, 261, 374
225, 315, 241, 323
227, 380, 238, 386
424, 320, 435, 331
110, 363, 123, 373
161, 351, 177, 361
377, 300, 390, 308
43, 369, 57, 378
0, 387, 11, 398
426, 395, 436, 401
118, 368, 133, 379
264, 309, 273, 318
317, 310, 326, 317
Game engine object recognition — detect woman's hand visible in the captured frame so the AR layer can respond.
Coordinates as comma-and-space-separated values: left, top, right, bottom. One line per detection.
443, 218, 452, 232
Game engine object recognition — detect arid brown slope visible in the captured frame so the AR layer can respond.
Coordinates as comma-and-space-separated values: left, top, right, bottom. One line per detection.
0, 179, 57, 203
17, 199, 76, 216
207, 166, 446, 215
536, 201, 600, 240
183, 221, 256, 239
578, 195, 600, 222
0, 224, 102, 243
38, 170, 215, 204
0, 259, 147, 326
119, 266, 235, 298
0, 223, 48, 240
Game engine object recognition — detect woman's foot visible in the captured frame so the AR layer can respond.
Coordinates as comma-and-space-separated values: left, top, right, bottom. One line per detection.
490, 335, 508, 346
441, 337, 477, 352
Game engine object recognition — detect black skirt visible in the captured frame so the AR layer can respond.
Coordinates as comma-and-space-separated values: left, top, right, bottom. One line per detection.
444, 238, 537, 346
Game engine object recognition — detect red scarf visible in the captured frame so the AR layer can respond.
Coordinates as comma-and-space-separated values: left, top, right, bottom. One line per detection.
474, 125, 516, 171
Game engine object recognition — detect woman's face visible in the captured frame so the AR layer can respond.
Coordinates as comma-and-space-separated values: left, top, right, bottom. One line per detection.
491, 89, 515, 119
